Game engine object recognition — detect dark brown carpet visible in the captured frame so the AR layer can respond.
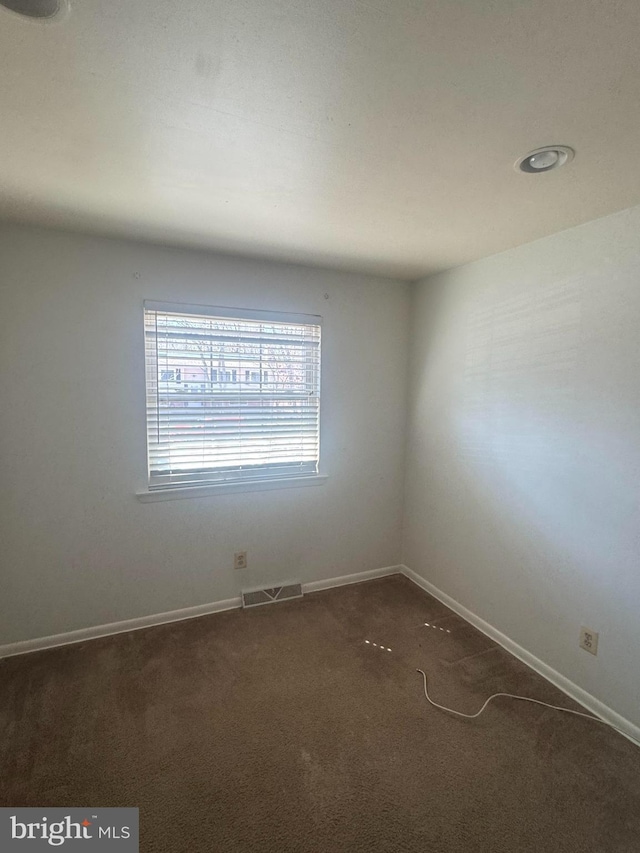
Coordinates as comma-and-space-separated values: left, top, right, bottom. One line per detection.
1, 575, 639, 852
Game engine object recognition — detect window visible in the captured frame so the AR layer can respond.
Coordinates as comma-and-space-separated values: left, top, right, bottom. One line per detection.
144, 302, 321, 491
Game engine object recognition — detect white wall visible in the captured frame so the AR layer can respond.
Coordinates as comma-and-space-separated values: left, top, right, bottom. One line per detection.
0, 224, 410, 645
404, 204, 640, 727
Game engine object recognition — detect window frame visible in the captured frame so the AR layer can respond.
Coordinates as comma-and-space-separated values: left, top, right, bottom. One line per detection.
137, 300, 325, 501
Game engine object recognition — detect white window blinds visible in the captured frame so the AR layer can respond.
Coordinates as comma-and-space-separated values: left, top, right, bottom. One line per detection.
144, 302, 321, 489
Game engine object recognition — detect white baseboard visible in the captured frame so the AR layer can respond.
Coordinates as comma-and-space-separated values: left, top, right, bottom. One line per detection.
0, 565, 402, 660
400, 565, 640, 748
303, 564, 401, 593
0, 596, 243, 660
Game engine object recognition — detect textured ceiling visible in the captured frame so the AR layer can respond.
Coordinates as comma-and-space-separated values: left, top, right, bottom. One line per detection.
2, 0, 640, 279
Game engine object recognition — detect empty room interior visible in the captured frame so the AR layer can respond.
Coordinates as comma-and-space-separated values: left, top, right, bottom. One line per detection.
2, 0, 640, 850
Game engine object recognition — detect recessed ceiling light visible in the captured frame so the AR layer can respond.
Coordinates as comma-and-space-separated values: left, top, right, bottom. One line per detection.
516, 146, 575, 174
0, 0, 60, 18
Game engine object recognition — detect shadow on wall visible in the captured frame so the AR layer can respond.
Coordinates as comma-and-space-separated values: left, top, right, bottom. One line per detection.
444, 272, 640, 600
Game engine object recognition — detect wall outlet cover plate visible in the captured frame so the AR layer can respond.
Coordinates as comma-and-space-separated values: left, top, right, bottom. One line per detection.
579, 626, 599, 656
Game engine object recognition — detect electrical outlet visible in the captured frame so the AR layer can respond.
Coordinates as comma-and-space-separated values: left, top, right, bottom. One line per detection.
234, 551, 247, 570
579, 626, 599, 656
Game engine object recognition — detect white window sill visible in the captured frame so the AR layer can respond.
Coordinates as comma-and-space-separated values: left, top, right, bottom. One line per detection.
136, 474, 328, 503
